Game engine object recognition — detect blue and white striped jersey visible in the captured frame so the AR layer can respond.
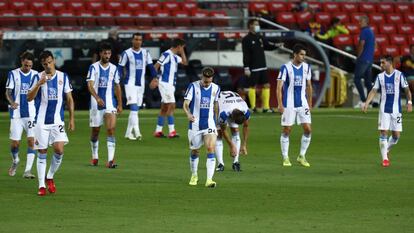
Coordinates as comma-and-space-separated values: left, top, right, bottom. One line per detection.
87, 62, 120, 111
29, 70, 72, 125
217, 91, 250, 125
6, 68, 38, 119
118, 48, 153, 87
157, 49, 182, 86
373, 69, 409, 114
184, 81, 220, 131
277, 61, 312, 108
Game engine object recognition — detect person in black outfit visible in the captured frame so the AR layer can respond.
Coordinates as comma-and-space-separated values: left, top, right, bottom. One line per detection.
242, 19, 282, 112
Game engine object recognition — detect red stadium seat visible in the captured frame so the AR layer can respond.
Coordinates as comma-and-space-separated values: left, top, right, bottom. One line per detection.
369, 13, 385, 25
0, 10, 19, 27
58, 10, 77, 26
296, 11, 312, 29
210, 10, 229, 27
333, 34, 353, 49
374, 46, 381, 59
143, 2, 161, 12
181, 2, 198, 12
389, 35, 407, 46
172, 10, 191, 27
345, 24, 360, 35
191, 10, 210, 27
10, 1, 28, 12
268, 2, 287, 15
377, 3, 394, 13
386, 13, 403, 24
248, 2, 267, 15
49, 1, 66, 12
86, 1, 104, 12
19, 10, 37, 27
379, 24, 396, 34
135, 11, 153, 28
370, 25, 378, 35
375, 34, 389, 47
30, 1, 48, 12
403, 13, 414, 24
359, 3, 376, 13
105, 1, 124, 12
115, 11, 135, 26
323, 2, 341, 13
395, 3, 411, 14
408, 35, 414, 45
96, 10, 115, 26
315, 12, 331, 27
308, 2, 322, 12
335, 13, 349, 24
276, 12, 296, 28
78, 11, 96, 26
397, 24, 414, 35
153, 10, 170, 27
0, 1, 8, 11
163, 2, 180, 11
400, 46, 410, 55
125, 2, 142, 12
38, 9, 57, 26
350, 13, 365, 24
381, 45, 399, 57
341, 2, 358, 13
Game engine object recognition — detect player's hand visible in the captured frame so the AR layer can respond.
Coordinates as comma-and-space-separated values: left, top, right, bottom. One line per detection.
149, 78, 159, 90
244, 68, 251, 77
407, 103, 412, 113
68, 118, 75, 131
240, 144, 248, 155
117, 105, 123, 114
278, 105, 284, 114
96, 97, 105, 107
10, 102, 19, 109
230, 143, 237, 157
187, 114, 195, 122
362, 102, 368, 113
38, 73, 48, 85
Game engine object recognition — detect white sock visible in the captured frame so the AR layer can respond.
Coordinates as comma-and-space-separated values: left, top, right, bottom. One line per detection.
131, 111, 141, 136
379, 136, 388, 160
125, 111, 135, 137
299, 134, 311, 157
46, 153, 63, 179
387, 136, 399, 152
215, 139, 224, 166
24, 153, 35, 172
107, 137, 116, 162
232, 132, 241, 163
189, 154, 199, 176
206, 153, 216, 180
168, 124, 175, 133
91, 140, 99, 159
37, 153, 47, 188
155, 125, 163, 132
280, 134, 290, 159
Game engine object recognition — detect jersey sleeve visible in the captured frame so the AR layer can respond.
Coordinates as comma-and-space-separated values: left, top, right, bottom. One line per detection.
177, 55, 183, 64
29, 73, 40, 90
63, 73, 73, 93
86, 65, 95, 82
219, 111, 228, 125
277, 65, 287, 81
306, 65, 312, 81
114, 67, 120, 84
157, 52, 168, 65
244, 110, 251, 120
373, 75, 380, 90
400, 73, 409, 89
215, 87, 221, 102
146, 50, 153, 65
118, 51, 128, 67
5, 71, 14, 89
184, 83, 194, 101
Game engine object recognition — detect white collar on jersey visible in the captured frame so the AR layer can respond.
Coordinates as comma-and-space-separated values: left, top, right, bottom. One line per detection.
131, 48, 142, 53
18, 69, 32, 76
290, 61, 303, 69
384, 70, 396, 77
99, 62, 110, 70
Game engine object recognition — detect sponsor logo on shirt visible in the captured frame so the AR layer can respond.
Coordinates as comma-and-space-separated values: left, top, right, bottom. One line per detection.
20, 83, 30, 94
385, 83, 394, 94
200, 97, 210, 108
48, 87, 58, 100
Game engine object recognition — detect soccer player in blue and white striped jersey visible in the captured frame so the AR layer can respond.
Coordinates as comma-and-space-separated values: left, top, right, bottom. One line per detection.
28, 50, 75, 196
276, 44, 313, 167
153, 38, 188, 138
5, 52, 38, 178
87, 42, 123, 168
118, 33, 157, 140
183, 67, 220, 188
363, 55, 412, 167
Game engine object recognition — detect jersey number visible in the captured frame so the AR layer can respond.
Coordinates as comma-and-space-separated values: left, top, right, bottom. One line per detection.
28, 121, 35, 129
220, 91, 240, 99
397, 117, 401, 124
58, 125, 64, 133
208, 128, 216, 134
305, 108, 310, 115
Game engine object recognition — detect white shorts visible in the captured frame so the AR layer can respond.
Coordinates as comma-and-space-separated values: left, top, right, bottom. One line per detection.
281, 107, 311, 126
188, 128, 217, 150
125, 85, 144, 106
9, 117, 35, 140
378, 112, 402, 132
89, 109, 117, 127
34, 124, 69, 150
159, 82, 175, 103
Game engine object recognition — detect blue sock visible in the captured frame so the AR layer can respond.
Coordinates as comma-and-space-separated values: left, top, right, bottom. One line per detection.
11, 147, 19, 162
157, 115, 165, 127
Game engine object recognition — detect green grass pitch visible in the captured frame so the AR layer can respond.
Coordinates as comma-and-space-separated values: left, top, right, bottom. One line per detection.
0, 109, 413, 233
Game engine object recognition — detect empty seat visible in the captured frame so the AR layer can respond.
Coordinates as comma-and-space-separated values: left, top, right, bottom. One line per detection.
386, 13, 403, 24
248, 2, 267, 15
78, 11, 96, 26
333, 35, 353, 49
58, 10, 77, 26
389, 34, 407, 45
210, 10, 229, 27
125, 2, 141, 12
359, 2, 376, 13
379, 24, 396, 34
341, 2, 358, 13
172, 10, 191, 27
96, 10, 115, 26
181, 2, 198, 12
375, 34, 389, 47
105, 1, 123, 12
0, 10, 19, 27
30, 1, 48, 12
143, 2, 161, 12
315, 12, 331, 27
135, 11, 153, 28
115, 10, 135, 26
400, 46, 410, 55
86, 1, 104, 12
408, 35, 414, 45
296, 11, 312, 29
308, 2, 322, 12
268, 2, 287, 15
10, 1, 28, 11
397, 24, 414, 34
323, 2, 341, 13
153, 10, 170, 27
0, 1, 8, 11
38, 9, 57, 26
350, 13, 365, 23
369, 13, 385, 25
377, 3, 394, 13
345, 24, 360, 35
50, 1, 66, 12
191, 10, 210, 27
276, 12, 296, 28
335, 13, 350, 24
163, 2, 180, 11
395, 3, 411, 14
67, 1, 84, 11
19, 10, 38, 27
381, 45, 399, 57
403, 13, 414, 24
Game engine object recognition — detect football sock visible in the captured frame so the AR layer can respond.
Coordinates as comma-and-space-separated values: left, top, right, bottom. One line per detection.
11, 147, 19, 164
189, 154, 199, 176
37, 153, 47, 188
131, 111, 141, 136
379, 136, 388, 160
107, 136, 116, 162
206, 153, 216, 179
215, 139, 224, 165
125, 111, 134, 137
280, 134, 290, 159
156, 115, 164, 132
168, 116, 175, 133
248, 88, 256, 109
232, 132, 241, 163
25, 148, 36, 172
262, 87, 270, 110
387, 136, 399, 152
90, 139, 99, 159
299, 134, 311, 157
47, 153, 63, 179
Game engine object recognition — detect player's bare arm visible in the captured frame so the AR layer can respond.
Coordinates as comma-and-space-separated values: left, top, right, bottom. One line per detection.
179, 46, 188, 66
240, 119, 249, 155
5, 89, 18, 109
115, 83, 123, 114
363, 88, 378, 113
87, 80, 104, 107
27, 73, 47, 101
220, 123, 237, 157
276, 79, 284, 113
66, 92, 75, 131
404, 87, 412, 112
306, 80, 313, 109
183, 99, 195, 122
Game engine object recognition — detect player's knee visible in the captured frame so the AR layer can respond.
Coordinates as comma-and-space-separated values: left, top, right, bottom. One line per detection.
38, 149, 47, 154
11, 141, 20, 148
191, 150, 199, 156
107, 128, 115, 136
27, 139, 34, 148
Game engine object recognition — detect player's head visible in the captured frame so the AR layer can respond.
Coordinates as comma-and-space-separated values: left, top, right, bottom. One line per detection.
201, 67, 214, 87
39, 50, 55, 74
379, 55, 394, 71
171, 38, 185, 48
359, 15, 369, 27
230, 109, 246, 124
19, 51, 34, 73
99, 42, 112, 64
132, 33, 143, 50
248, 19, 260, 33
292, 44, 307, 64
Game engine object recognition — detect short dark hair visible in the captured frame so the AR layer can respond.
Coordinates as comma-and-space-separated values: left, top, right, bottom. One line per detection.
171, 38, 185, 48
132, 32, 143, 38
20, 51, 34, 61
292, 44, 307, 54
99, 42, 112, 52
248, 19, 258, 27
202, 67, 215, 78
380, 55, 393, 63
231, 109, 246, 124
39, 50, 54, 61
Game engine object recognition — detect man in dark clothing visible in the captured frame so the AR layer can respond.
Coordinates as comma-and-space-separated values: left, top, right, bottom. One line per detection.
242, 19, 282, 112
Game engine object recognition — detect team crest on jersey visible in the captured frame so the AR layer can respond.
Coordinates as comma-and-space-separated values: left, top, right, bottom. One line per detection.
200, 97, 210, 108
294, 75, 303, 86
59, 80, 63, 85
99, 76, 108, 88
48, 87, 58, 100
20, 83, 30, 94
135, 59, 143, 67
385, 83, 395, 94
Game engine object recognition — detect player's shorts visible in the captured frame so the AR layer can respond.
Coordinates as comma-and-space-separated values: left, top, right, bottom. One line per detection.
188, 128, 217, 150
89, 109, 117, 127
34, 124, 69, 150
9, 117, 35, 140
378, 112, 402, 132
248, 70, 269, 87
159, 81, 176, 103
281, 107, 312, 126
125, 84, 144, 106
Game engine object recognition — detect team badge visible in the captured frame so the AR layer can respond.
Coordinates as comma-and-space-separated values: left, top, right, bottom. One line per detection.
59, 80, 63, 85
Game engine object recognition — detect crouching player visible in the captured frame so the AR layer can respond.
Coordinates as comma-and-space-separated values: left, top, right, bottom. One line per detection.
215, 91, 250, 172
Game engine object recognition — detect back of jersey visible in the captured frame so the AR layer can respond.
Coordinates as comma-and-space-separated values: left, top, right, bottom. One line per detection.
158, 49, 182, 86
